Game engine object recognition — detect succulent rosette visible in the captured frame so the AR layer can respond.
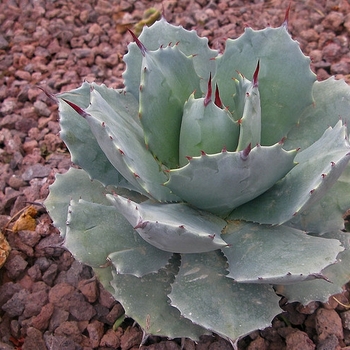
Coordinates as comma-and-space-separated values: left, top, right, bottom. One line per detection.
45, 14, 350, 341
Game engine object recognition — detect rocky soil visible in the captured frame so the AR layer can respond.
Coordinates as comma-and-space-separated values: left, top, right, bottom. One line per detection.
1, 0, 350, 349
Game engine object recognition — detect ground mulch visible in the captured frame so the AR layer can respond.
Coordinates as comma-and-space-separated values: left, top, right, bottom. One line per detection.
1, 0, 350, 349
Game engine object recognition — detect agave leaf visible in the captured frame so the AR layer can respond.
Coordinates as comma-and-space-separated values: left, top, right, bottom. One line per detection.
275, 231, 350, 304
123, 18, 218, 99
57, 83, 131, 188
139, 44, 201, 168
234, 68, 262, 152
44, 168, 112, 238
275, 250, 350, 305
92, 266, 115, 295
284, 77, 350, 151
232, 121, 350, 224
66, 200, 172, 277
83, 88, 180, 202
214, 26, 316, 145
178, 92, 239, 166
169, 251, 281, 341
232, 71, 253, 122
106, 194, 227, 253
110, 255, 208, 340
166, 143, 297, 216
286, 164, 350, 234
221, 221, 343, 284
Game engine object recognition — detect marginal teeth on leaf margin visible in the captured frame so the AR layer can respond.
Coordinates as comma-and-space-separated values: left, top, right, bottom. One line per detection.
279, 137, 286, 145
204, 73, 212, 107
127, 29, 147, 56
134, 218, 149, 229
214, 84, 223, 108
282, 2, 291, 28
253, 60, 260, 88
61, 98, 90, 118
240, 143, 252, 160
106, 194, 228, 253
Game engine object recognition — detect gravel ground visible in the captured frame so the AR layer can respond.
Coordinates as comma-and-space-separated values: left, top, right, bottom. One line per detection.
1, 0, 350, 349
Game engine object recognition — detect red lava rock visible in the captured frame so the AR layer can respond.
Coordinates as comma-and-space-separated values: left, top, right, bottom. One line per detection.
48, 282, 75, 310
285, 329, 315, 350
121, 326, 143, 350
315, 308, 344, 342
7, 174, 27, 190
316, 334, 342, 350
98, 284, 117, 308
14, 70, 31, 81
2, 288, 30, 317
100, 328, 122, 348
105, 303, 125, 325
42, 263, 58, 286
331, 58, 350, 75
0, 341, 14, 350
44, 334, 76, 350
142, 340, 181, 350
30, 302, 55, 331
49, 307, 70, 332
54, 320, 83, 344
322, 42, 342, 63
87, 320, 104, 347
0, 282, 22, 307
321, 11, 345, 32
35, 232, 64, 257
66, 260, 91, 287
21, 164, 51, 182
342, 310, 350, 331
17, 230, 41, 248
77, 276, 99, 303
4, 252, 28, 279
89, 23, 104, 36
40, 133, 64, 153
27, 263, 42, 281
22, 140, 39, 155
23, 288, 49, 318
297, 301, 320, 315
22, 326, 47, 350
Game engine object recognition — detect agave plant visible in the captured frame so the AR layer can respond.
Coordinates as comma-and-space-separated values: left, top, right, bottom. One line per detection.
45, 10, 350, 343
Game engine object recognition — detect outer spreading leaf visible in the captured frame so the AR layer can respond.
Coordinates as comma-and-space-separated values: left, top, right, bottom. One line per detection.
107, 195, 228, 253
123, 18, 218, 99
169, 251, 281, 341
222, 221, 343, 284
110, 255, 208, 340
232, 121, 350, 224
214, 26, 316, 145
66, 200, 172, 277
284, 77, 350, 151
58, 83, 132, 188
275, 232, 350, 304
286, 164, 350, 233
45, 168, 112, 237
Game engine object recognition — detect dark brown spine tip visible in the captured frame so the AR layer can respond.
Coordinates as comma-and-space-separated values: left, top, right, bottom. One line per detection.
127, 28, 147, 56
